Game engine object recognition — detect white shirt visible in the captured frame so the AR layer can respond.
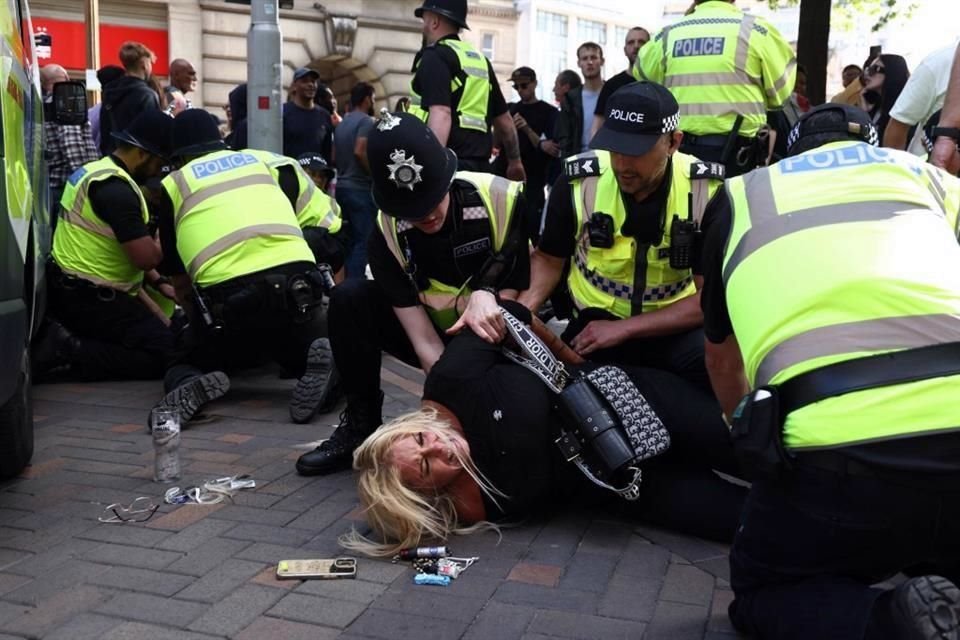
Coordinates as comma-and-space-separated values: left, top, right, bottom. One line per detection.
889, 40, 959, 126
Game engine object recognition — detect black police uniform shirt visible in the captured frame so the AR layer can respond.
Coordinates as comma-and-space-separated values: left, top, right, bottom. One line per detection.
366, 179, 531, 309
594, 71, 636, 119
156, 163, 311, 277
80, 156, 153, 244
697, 188, 960, 474
538, 160, 674, 261
412, 34, 509, 162
508, 99, 558, 199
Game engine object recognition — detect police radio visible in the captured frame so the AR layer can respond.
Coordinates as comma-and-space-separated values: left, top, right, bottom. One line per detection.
669, 193, 698, 270
587, 212, 615, 249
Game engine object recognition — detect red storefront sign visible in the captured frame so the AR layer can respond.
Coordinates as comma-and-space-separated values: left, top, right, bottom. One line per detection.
31, 17, 169, 76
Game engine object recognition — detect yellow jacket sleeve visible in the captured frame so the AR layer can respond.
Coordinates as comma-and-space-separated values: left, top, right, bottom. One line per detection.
634, 30, 665, 83
756, 16, 797, 110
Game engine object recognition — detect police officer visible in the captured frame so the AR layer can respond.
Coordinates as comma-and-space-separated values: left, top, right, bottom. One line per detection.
520, 82, 723, 391
699, 104, 960, 639
295, 111, 530, 476
410, 0, 526, 181
152, 110, 335, 425
37, 110, 175, 381
634, 0, 795, 177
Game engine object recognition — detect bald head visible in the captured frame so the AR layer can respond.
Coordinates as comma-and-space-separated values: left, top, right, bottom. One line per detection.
40, 64, 68, 95
169, 58, 197, 94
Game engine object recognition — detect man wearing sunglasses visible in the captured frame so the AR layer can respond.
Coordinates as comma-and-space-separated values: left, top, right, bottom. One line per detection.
506, 66, 559, 242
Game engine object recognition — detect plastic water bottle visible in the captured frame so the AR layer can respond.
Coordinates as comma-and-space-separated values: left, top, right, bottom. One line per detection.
150, 408, 181, 483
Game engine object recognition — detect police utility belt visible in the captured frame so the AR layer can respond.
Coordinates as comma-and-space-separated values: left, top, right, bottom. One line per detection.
48, 261, 125, 301
730, 341, 960, 480
194, 264, 336, 331
500, 308, 671, 500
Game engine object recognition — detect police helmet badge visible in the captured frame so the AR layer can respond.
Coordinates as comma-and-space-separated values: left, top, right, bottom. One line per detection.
387, 149, 424, 191
376, 108, 401, 132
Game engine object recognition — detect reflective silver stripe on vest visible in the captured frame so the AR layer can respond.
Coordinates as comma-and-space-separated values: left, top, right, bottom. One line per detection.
62, 209, 115, 239
64, 168, 124, 239
925, 167, 947, 214
175, 174, 279, 225
680, 101, 766, 117
724, 170, 946, 283
489, 176, 513, 249
658, 26, 671, 77
57, 265, 139, 292
296, 179, 316, 215
573, 245, 694, 304
186, 223, 305, 279
667, 71, 757, 88
463, 66, 489, 80
734, 15, 755, 72
755, 313, 960, 386
766, 59, 797, 100
460, 115, 487, 129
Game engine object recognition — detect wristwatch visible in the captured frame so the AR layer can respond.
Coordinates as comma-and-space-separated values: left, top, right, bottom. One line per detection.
932, 126, 960, 142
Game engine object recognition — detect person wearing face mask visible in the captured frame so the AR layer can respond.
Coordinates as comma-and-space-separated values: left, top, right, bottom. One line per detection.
35, 111, 175, 381
294, 111, 530, 477
860, 54, 911, 142
100, 41, 161, 156
519, 82, 724, 391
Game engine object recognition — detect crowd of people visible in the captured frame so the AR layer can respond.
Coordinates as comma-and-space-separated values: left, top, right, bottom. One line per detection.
31, 0, 960, 637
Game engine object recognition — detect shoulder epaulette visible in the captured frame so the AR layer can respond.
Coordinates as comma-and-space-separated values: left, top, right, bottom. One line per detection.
564, 152, 602, 179
689, 161, 726, 181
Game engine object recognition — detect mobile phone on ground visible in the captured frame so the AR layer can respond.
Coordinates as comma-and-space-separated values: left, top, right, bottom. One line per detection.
276, 557, 357, 580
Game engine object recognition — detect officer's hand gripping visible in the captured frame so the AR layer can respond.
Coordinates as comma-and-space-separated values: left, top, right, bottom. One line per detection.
446, 289, 506, 343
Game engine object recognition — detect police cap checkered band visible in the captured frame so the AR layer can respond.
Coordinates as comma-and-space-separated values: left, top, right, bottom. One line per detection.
590, 81, 679, 156
787, 103, 879, 155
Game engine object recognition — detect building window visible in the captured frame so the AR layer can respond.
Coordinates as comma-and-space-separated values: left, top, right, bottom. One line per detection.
614, 26, 629, 47
578, 18, 607, 47
536, 10, 569, 101
481, 32, 495, 60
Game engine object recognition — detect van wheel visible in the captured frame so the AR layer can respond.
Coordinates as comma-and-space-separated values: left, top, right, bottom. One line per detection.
0, 340, 34, 478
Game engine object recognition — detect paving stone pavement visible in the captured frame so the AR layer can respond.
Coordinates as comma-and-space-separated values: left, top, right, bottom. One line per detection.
0, 357, 747, 639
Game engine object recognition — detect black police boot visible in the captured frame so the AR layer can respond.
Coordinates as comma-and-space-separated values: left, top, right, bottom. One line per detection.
295, 391, 384, 476
152, 371, 230, 429
32, 319, 80, 377
289, 338, 339, 424
876, 575, 960, 640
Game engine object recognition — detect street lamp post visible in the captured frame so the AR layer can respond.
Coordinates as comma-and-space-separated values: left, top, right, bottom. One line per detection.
84, 0, 100, 105
246, 0, 283, 152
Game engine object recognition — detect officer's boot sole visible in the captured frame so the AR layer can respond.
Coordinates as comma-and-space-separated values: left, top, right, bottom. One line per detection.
894, 576, 960, 640
290, 338, 337, 424
152, 371, 230, 431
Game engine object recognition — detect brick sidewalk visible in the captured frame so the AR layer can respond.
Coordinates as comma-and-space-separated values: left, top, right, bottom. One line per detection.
0, 360, 744, 639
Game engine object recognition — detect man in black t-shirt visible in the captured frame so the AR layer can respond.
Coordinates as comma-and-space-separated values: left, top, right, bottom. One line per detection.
592, 27, 650, 137
506, 66, 559, 241
37, 111, 175, 381
295, 111, 529, 476
283, 68, 334, 162
409, 0, 525, 181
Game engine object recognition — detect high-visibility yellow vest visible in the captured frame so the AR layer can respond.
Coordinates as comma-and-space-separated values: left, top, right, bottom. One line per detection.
723, 141, 960, 450
161, 149, 315, 288
245, 149, 342, 233
53, 156, 149, 294
567, 149, 722, 318
377, 172, 522, 329
634, 0, 796, 138
409, 37, 491, 133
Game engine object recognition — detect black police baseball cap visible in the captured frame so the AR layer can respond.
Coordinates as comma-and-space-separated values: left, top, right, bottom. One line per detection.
590, 81, 680, 156
786, 103, 879, 157
414, 0, 469, 30
366, 110, 457, 221
170, 109, 227, 159
297, 152, 336, 179
293, 67, 320, 82
111, 110, 174, 160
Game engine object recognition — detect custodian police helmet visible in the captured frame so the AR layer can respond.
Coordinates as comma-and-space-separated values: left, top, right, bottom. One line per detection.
786, 103, 879, 157
414, 0, 469, 30
366, 109, 457, 221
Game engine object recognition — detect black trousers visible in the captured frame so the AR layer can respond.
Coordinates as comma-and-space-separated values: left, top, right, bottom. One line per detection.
47, 277, 173, 381
562, 311, 710, 392
164, 272, 324, 392
328, 279, 443, 397
728, 462, 960, 639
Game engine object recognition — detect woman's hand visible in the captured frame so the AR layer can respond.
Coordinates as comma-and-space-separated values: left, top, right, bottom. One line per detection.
446, 290, 506, 343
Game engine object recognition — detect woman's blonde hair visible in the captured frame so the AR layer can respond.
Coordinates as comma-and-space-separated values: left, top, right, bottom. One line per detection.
339, 407, 504, 557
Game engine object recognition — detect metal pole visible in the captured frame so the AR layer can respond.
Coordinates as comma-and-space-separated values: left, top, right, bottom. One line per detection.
247, 0, 282, 152
84, 0, 101, 106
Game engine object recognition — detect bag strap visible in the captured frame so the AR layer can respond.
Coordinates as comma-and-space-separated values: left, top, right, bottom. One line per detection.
778, 341, 960, 419
500, 308, 572, 393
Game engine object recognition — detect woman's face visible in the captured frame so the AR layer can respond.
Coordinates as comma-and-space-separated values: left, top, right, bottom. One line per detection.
388, 429, 469, 491
864, 57, 885, 92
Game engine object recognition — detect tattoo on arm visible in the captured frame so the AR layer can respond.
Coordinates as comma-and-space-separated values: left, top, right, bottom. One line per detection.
502, 125, 521, 161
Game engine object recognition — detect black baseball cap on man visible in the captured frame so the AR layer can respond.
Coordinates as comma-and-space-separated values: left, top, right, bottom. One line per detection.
366, 109, 456, 221
510, 67, 537, 85
786, 103, 879, 157
293, 67, 320, 82
590, 81, 681, 156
